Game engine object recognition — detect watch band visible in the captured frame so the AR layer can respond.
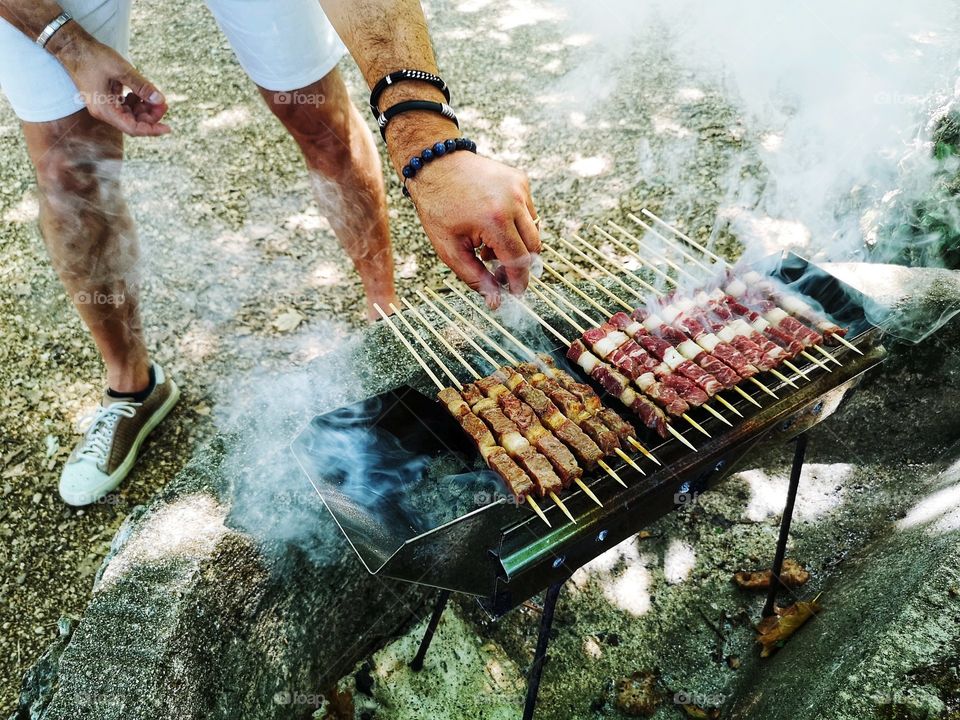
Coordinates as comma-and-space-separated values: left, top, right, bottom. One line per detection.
36, 11, 73, 49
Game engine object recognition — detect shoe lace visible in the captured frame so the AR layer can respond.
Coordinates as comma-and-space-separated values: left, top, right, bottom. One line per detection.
76, 401, 141, 465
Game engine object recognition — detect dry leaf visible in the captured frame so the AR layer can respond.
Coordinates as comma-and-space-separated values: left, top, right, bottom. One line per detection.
616, 671, 661, 717
681, 704, 721, 719
757, 600, 822, 657
734, 559, 809, 590
272, 310, 304, 333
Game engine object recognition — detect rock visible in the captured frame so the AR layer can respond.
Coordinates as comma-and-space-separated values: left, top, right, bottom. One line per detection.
615, 671, 661, 717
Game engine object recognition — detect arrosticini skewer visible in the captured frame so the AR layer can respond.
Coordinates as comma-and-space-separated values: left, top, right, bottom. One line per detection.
440, 282, 657, 473
638, 208, 859, 358
374, 302, 561, 526
500, 282, 700, 453
589, 225, 808, 389
405, 295, 605, 509
542, 246, 770, 407
604, 220, 816, 383
423, 286, 633, 487
525, 282, 713, 440
531, 276, 734, 429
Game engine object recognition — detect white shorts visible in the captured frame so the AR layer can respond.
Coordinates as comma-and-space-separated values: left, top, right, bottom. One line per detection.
0, 0, 346, 123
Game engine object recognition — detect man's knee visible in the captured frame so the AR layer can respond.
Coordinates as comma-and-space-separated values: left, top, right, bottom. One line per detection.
34, 143, 122, 207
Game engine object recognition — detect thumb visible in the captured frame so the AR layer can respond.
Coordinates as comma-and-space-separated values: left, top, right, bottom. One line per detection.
118, 64, 165, 105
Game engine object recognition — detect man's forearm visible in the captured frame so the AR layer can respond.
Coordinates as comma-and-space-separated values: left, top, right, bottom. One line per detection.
0, 1, 96, 67
318, 0, 460, 175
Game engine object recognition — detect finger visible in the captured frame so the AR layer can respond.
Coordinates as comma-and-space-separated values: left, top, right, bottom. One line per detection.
488, 223, 531, 296
515, 211, 541, 255
99, 104, 170, 136
118, 65, 165, 106
446, 239, 502, 308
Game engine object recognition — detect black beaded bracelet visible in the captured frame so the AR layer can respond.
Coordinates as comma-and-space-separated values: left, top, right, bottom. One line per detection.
369, 69, 450, 119
376, 100, 458, 141
400, 137, 477, 197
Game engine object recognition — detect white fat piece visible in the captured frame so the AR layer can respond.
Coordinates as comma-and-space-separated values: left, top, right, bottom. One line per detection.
725, 278, 748, 297
751, 317, 771, 333
642, 313, 664, 332
764, 307, 790, 324
619, 386, 637, 405
607, 330, 629, 347
677, 340, 702, 360
660, 304, 681, 323
707, 287, 726, 301
743, 271, 764, 285
717, 326, 737, 343
779, 294, 814, 316
593, 335, 620, 359
577, 350, 600, 374
693, 291, 711, 306
663, 347, 685, 370
698, 333, 721, 352
634, 373, 656, 391
732, 319, 755, 337
502, 432, 530, 455
625, 321, 644, 337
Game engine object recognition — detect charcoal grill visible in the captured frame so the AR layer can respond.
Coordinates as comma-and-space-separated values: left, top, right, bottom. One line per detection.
293, 249, 887, 719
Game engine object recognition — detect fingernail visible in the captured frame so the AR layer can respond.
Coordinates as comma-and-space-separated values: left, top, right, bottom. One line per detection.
148, 91, 165, 105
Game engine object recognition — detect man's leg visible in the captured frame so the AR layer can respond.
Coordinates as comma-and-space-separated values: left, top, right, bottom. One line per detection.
21, 110, 150, 392
258, 69, 397, 319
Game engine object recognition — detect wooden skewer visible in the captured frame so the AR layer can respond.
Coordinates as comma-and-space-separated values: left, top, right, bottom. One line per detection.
593, 225, 677, 286
571, 233, 660, 296
544, 245, 633, 311
401, 298, 481, 380
625, 213, 715, 276
532, 280, 729, 434
526, 495, 551, 526
712, 394, 743, 417
813, 344, 843, 365
769, 367, 800, 389
564, 231, 782, 400
529, 275, 603, 327
748, 376, 779, 399
638, 208, 857, 353
733, 384, 764, 408
608, 220, 702, 281
389, 302, 572, 525
598, 459, 627, 487
418, 293, 604, 509
416, 290, 505, 369
615, 448, 645, 473
799, 350, 832, 373
783, 359, 811, 380
373, 303, 446, 391
553, 235, 648, 301
423, 288, 519, 364
522, 285, 702, 451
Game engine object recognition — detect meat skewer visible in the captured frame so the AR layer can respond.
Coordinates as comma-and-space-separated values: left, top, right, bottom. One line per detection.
414, 289, 615, 501
545, 246, 768, 408
530, 278, 733, 427
441, 280, 661, 466
511, 291, 700, 452
635, 208, 860, 355
372, 303, 550, 525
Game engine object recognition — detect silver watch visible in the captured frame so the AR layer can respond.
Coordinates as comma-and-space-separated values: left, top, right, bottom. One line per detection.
36, 11, 73, 49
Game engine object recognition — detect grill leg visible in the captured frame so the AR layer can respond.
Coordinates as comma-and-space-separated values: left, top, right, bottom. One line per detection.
410, 589, 451, 671
523, 580, 564, 720
762, 433, 808, 617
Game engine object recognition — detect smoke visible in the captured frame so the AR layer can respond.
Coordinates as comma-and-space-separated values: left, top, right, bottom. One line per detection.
552, 0, 960, 265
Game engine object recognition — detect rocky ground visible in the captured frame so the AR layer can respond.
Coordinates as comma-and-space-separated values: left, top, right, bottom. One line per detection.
1, 0, 958, 716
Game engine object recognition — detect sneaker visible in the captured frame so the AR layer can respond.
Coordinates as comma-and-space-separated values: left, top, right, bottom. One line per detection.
59, 363, 180, 506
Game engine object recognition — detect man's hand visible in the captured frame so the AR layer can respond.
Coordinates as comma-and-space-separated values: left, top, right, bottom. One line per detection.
403, 150, 540, 307
56, 30, 170, 137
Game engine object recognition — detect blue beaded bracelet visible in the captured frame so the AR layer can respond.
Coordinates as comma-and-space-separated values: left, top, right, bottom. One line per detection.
401, 137, 477, 197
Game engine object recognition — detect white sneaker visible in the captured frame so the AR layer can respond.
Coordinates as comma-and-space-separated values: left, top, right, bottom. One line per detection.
59, 363, 180, 506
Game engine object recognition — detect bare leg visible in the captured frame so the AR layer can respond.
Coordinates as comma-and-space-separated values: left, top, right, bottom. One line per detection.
22, 110, 150, 392
258, 69, 397, 319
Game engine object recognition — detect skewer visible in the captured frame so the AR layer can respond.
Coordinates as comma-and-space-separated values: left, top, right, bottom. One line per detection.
813, 344, 843, 366
423, 288, 519, 364
544, 245, 633, 311
638, 208, 860, 354
416, 290, 506, 369
626, 213, 715, 276
607, 220, 701, 282
373, 303, 447, 391
527, 283, 713, 438
418, 292, 604, 509
597, 460, 627, 488
799, 350, 832, 373
400, 299, 480, 379
571, 231, 781, 400
388, 302, 571, 525
533, 278, 733, 429
594, 224, 681, 285
439, 284, 644, 490
552, 236, 648, 301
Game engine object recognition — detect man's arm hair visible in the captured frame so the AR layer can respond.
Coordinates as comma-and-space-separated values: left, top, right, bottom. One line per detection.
318, 0, 460, 175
